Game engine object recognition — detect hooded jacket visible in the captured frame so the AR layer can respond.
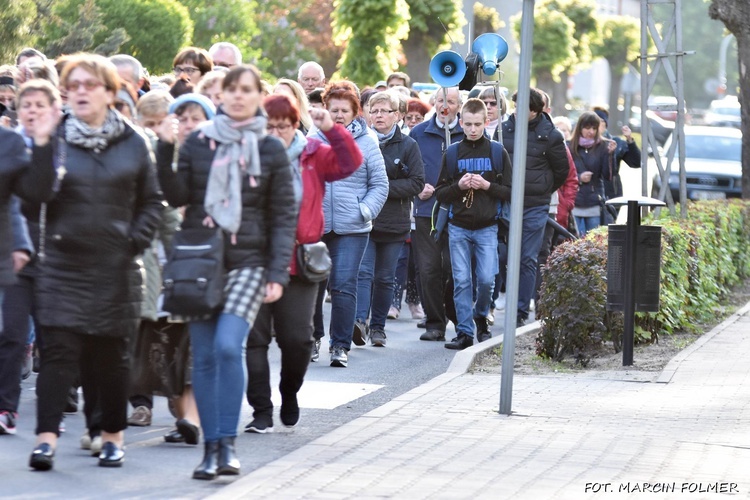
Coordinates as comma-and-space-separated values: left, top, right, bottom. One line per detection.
308, 116, 388, 235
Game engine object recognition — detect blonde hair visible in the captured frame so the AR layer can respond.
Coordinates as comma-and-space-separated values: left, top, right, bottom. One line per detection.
136, 90, 173, 119
16, 79, 60, 108
60, 53, 120, 93
195, 71, 225, 94
273, 78, 312, 131
368, 91, 399, 111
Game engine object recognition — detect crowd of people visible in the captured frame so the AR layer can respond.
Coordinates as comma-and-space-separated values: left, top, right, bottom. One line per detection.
0, 43, 640, 478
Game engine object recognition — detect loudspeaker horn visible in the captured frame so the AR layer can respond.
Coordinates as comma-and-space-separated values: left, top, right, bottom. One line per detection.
429, 50, 467, 88
471, 33, 509, 76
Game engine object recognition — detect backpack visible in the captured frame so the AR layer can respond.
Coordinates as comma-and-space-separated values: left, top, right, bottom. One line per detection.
431, 140, 505, 241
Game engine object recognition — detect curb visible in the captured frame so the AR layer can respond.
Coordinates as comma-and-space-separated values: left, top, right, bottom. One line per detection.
656, 299, 750, 383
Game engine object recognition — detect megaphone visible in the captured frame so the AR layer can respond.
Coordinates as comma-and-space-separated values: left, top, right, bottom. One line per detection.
471, 33, 509, 76
429, 50, 467, 88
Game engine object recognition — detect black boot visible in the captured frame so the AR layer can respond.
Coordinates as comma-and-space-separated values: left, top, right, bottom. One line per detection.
192, 441, 219, 480
217, 436, 240, 475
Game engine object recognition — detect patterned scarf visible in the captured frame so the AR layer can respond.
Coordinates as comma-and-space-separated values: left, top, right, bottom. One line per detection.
65, 109, 126, 153
579, 137, 597, 149
201, 112, 267, 235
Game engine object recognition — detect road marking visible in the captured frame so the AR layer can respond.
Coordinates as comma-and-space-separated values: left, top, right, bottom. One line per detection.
271, 381, 383, 410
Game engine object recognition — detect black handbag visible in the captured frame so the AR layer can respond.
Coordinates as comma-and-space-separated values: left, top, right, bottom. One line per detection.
296, 241, 332, 283
162, 228, 225, 315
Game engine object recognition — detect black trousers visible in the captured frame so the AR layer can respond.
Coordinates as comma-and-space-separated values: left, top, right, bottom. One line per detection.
412, 217, 455, 332
245, 277, 317, 419
36, 328, 129, 436
0, 275, 34, 412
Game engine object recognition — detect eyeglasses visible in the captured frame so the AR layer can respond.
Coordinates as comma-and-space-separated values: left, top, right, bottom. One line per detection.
213, 62, 235, 69
483, 100, 498, 107
267, 123, 293, 132
66, 80, 105, 92
370, 109, 397, 116
173, 66, 201, 76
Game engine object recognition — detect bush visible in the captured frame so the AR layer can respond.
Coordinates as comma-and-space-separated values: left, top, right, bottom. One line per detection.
536, 200, 750, 364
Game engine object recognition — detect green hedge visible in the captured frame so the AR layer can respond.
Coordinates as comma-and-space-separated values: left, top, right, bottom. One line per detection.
536, 200, 750, 364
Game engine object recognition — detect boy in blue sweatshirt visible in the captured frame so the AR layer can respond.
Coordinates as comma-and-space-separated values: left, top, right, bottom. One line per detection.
435, 98, 511, 350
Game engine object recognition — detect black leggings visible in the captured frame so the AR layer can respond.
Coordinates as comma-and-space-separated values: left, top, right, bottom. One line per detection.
36, 328, 129, 436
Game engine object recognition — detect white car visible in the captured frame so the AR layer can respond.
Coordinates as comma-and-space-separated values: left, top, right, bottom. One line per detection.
651, 125, 742, 201
705, 96, 741, 128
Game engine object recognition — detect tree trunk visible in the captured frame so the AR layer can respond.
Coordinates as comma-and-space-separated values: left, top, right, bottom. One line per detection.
709, 0, 750, 198
402, 35, 431, 85
552, 70, 568, 116
535, 71, 555, 104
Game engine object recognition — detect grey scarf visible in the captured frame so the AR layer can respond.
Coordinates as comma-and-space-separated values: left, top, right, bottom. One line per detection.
201, 113, 267, 235
286, 130, 307, 207
65, 109, 126, 153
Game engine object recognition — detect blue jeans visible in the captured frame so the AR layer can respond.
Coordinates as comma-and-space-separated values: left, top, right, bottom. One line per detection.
189, 313, 251, 442
575, 215, 600, 237
518, 205, 550, 320
321, 232, 369, 349
448, 224, 498, 337
356, 239, 404, 330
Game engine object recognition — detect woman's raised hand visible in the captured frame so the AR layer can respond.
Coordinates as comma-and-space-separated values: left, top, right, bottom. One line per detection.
309, 107, 334, 132
32, 105, 61, 147
154, 115, 179, 145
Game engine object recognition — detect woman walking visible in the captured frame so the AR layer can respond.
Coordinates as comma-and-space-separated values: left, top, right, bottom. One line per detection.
244, 94, 362, 433
155, 65, 297, 480
26, 53, 163, 471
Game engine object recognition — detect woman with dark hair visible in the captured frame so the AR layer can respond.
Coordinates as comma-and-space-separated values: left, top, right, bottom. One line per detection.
309, 80, 388, 368
172, 47, 213, 87
568, 111, 614, 236
155, 64, 297, 480
243, 94, 362, 433
25, 53, 163, 470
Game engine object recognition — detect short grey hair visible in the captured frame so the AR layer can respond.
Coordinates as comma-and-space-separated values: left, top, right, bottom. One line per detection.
297, 61, 325, 81
109, 54, 143, 85
208, 42, 242, 65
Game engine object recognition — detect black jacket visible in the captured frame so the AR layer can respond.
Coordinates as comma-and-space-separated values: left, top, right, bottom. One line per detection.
31, 117, 163, 337
435, 136, 511, 230
156, 126, 297, 286
569, 140, 612, 209
371, 127, 425, 238
0, 129, 31, 287
501, 113, 569, 208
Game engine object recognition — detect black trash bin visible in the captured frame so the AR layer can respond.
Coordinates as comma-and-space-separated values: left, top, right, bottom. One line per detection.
606, 225, 662, 313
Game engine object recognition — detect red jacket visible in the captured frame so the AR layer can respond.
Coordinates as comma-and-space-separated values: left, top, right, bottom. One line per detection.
290, 124, 362, 275
556, 145, 579, 226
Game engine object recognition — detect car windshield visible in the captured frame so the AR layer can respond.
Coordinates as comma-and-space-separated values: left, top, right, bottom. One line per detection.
684, 134, 741, 161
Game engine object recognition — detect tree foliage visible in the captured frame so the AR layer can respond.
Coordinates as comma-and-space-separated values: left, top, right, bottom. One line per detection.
512, 7, 575, 91
401, 0, 465, 83
43, 0, 192, 74
43, 0, 129, 58
0, 0, 38, 64
177, 0, 262, 68
473, 2, 503, 37
333, 0, 411, 87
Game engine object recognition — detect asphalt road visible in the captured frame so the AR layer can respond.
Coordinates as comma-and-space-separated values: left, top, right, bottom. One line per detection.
2, 304, 510, 499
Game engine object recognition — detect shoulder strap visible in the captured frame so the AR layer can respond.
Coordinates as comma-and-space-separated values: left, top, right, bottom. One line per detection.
489, 141, 503, 174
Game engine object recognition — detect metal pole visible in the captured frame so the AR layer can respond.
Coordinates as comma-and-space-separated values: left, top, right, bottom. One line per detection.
442, 87, 451, 147
718, 34, 734, 96
622, 200, 639, 365
499, 0, 534, 416
640, 0, 649, 199
675, 0, 687, 219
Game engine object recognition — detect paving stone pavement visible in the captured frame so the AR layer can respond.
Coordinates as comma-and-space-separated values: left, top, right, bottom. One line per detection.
212, 303, 750, 500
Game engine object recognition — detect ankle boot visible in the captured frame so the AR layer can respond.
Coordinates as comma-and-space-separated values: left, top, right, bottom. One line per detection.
217, 436, 240, 475
192, 441, 219, 480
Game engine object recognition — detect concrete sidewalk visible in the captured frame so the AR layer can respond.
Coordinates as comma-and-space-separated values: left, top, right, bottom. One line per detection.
212, 302, 750, 500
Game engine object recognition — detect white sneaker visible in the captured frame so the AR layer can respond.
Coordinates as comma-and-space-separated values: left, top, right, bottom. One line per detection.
495, 293, 506, 311
530, 299, 535, 311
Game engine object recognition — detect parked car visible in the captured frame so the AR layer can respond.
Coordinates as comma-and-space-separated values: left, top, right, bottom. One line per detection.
651, 125, 742, 201
704, 96, 741, 128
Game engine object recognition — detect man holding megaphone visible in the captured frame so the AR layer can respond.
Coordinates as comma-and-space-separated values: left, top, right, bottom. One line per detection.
409, 87, 464, 342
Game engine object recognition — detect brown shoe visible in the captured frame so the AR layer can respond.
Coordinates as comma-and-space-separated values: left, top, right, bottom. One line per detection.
127, 406, 152, 427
